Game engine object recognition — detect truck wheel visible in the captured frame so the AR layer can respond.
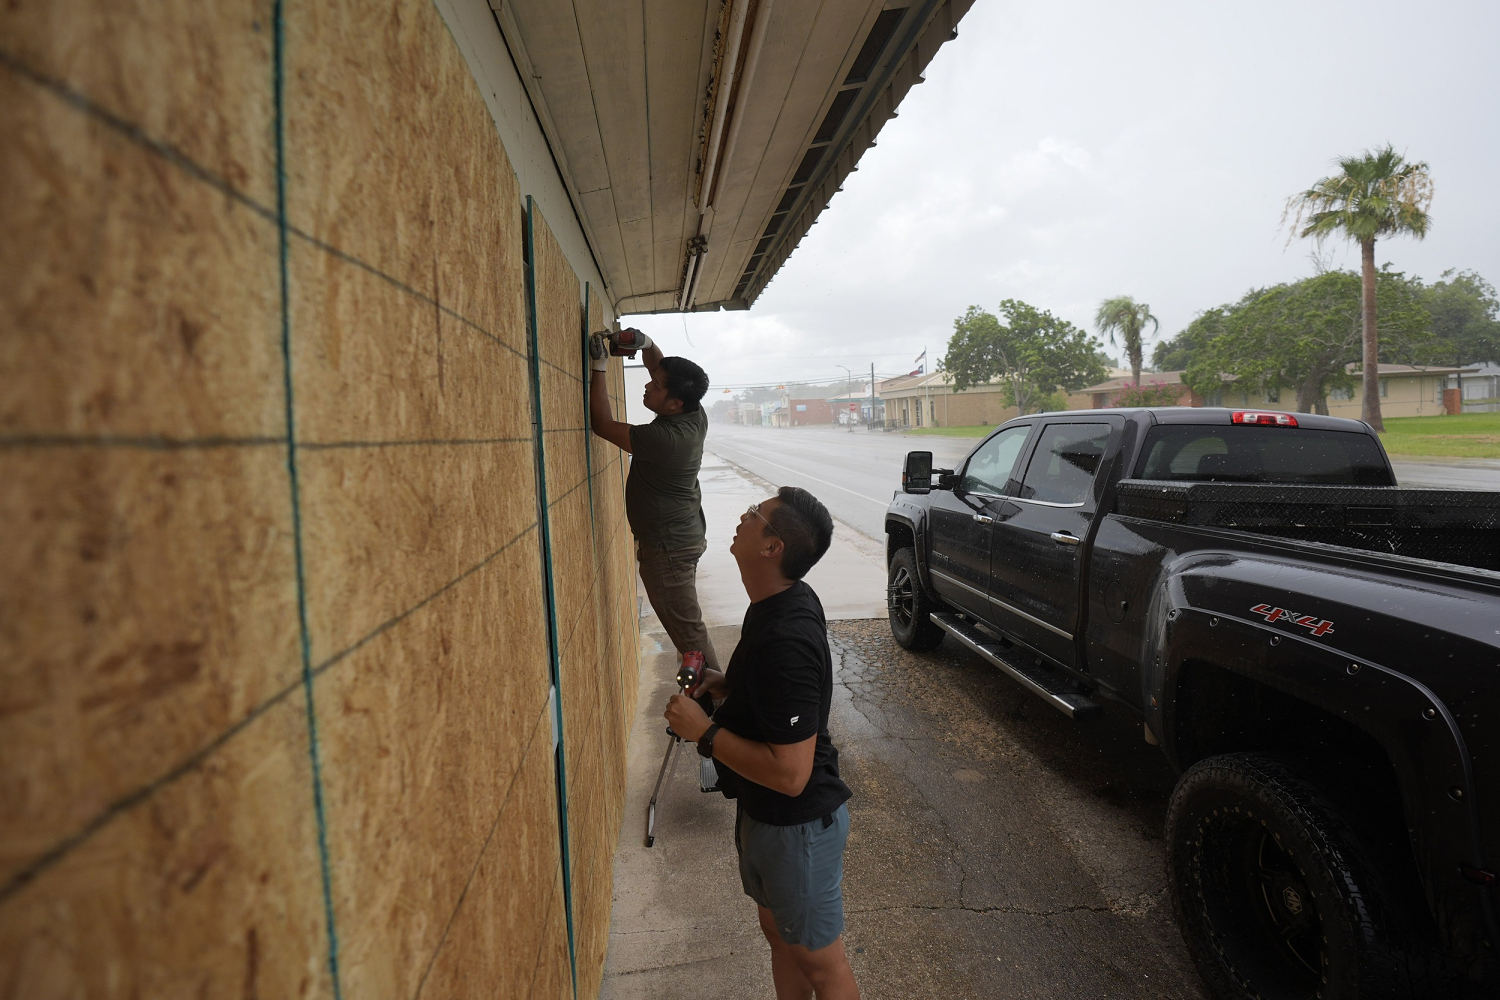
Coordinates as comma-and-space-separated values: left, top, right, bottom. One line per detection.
888, 547, 944, 650
1166, 753, 1416, 1000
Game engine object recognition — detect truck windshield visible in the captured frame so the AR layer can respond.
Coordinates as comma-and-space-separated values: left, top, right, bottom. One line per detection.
1135, 425, 1394, 485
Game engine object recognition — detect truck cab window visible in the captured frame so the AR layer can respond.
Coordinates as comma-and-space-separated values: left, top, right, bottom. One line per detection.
1020, 423, 1110, 503
960, 425, 1030, 495
1136, 425, 1394, 485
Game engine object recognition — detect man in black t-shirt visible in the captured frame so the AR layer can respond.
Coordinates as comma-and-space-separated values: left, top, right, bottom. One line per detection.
588, 329, 719, 672
665, 486, 860, 999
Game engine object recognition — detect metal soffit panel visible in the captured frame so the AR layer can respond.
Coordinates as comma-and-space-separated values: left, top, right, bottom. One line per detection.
495, 0, 975, 314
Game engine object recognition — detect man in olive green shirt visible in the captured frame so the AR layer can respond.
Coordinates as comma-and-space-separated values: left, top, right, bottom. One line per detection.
588, 330, 720, 673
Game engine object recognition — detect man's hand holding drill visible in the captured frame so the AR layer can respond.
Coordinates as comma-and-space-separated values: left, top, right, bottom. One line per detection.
588, 328, 655, 374
665, 662, 723, 741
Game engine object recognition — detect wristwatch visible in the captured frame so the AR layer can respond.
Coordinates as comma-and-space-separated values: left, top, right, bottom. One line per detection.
696, 723, 721, 759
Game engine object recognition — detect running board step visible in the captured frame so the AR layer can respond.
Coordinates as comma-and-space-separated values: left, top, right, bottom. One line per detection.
930, 612, 1100, 720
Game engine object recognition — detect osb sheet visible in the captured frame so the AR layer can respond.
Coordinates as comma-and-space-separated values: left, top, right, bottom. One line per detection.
0, 695, 330, 999
316, 540, 549, 999
529, 876, 576, 1000
288, 240, 531, 444
285, 0, 486, 309
297, 441, 537, 666
418, 704, 568, 998
0, 71, 284, 438
0, 0, 277, 207
573, 847, 612, 1000
0, 447, 300, 886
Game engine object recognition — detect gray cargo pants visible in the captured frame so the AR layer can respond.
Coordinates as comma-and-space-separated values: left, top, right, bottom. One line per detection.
636, 538, 720, 673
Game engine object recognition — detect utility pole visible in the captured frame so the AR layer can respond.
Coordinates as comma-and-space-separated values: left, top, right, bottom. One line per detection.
869, 363, 876, 430
836, 364, 853, 432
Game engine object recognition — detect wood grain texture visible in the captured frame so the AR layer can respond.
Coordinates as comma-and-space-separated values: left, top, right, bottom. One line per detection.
0, 0, 278, 206
419, 704, 570, 998
0, 71, 284, 438
287, 239, 529, 445
0, 446, 299, 887
0, 697, 331, 999
316, 541, 550, 999
296, 441, 536, 667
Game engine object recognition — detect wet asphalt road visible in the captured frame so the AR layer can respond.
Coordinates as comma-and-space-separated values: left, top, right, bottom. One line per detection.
829, 619, 1205, 999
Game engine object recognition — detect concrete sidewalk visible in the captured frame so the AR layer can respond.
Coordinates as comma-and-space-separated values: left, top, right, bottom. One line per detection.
599, 451, 887, 999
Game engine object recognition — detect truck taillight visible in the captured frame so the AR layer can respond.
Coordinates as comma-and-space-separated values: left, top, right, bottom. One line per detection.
1232, 410, 1298, 427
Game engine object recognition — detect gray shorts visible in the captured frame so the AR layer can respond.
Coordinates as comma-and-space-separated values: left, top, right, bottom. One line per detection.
735, 803, 849, 951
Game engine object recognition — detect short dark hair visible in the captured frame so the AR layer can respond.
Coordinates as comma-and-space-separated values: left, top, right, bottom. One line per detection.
659, 356, 709, 411
767, 486, 833, 580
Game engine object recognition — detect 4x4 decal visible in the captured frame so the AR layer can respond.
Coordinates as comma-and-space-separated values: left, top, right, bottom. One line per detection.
1250, 603, 1335, 638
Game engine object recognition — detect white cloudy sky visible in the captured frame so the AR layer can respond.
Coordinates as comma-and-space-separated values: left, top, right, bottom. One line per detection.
624, 0, 1500, 392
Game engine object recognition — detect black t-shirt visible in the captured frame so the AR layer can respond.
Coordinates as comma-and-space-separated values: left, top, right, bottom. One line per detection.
712, 581, 851, 825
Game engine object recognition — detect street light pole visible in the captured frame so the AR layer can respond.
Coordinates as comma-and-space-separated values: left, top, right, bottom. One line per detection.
836, 364, 853, 432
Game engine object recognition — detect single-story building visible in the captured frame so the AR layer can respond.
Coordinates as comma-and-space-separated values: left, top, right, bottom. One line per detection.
877, 371, 1019, 428
1068, 371, 1196, 409
1199, 364, 1475, 419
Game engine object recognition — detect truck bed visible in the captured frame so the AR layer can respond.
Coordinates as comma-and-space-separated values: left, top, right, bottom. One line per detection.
1114, 480, 1500, 571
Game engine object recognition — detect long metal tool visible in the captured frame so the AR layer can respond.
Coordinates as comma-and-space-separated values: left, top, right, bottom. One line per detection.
644, 653, 703, 847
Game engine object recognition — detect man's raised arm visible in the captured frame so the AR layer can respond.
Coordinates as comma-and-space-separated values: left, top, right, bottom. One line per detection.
587, 331, 633, 451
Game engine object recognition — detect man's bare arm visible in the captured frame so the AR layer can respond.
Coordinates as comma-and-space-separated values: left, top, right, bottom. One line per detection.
588, 369, 632, 452
713, 729, 817, 798
641, 341, 664, 374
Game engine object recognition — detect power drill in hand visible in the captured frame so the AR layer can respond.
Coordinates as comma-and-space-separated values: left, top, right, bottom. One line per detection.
666, 651, 705, 739
606, 328, 652, 358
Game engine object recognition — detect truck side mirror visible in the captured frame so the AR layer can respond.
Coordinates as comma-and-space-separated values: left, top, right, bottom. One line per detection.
901, 451, 934, 493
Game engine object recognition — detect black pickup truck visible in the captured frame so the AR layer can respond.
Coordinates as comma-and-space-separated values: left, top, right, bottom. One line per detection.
885, 407, 1500, 999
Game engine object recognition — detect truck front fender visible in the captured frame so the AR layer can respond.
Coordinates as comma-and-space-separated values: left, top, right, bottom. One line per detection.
1144, 550, 1495, 959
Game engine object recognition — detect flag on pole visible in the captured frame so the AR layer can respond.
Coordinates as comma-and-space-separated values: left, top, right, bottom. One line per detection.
909, 349, 926, 376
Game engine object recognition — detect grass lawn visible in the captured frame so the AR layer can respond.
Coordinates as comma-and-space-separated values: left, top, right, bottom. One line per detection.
907, 412, 1500, 459
1378, 412, 1500, 459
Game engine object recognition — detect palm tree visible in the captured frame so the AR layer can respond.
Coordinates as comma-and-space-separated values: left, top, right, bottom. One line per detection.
1284, 145, 1433, 431
1095, 296, 1158, 388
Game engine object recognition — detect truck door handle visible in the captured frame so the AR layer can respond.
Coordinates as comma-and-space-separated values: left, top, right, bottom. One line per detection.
1050, 531, 1081, 546
973, 514, 994, 524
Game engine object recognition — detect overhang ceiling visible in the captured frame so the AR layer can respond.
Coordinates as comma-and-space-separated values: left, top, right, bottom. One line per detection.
492, 0, 976, 314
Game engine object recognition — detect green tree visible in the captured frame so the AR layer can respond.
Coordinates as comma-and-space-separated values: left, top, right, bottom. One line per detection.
1094, 296, 1159, 387
1417, 269, 1500, 369
942, 301, 1109, 414
1152, 309, 1224, 372
1182, 270, 1427, 414
1284, 144, 1433, 430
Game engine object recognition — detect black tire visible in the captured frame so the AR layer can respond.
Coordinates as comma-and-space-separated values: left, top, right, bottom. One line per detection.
887, 547, 944, 651
1166, 753, 1421, 1000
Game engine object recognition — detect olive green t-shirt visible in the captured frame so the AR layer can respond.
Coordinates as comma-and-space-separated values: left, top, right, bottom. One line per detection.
626, 408, 708, 548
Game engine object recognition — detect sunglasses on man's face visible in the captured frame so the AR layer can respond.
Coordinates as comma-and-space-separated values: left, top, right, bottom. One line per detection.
746, 502, 780, 537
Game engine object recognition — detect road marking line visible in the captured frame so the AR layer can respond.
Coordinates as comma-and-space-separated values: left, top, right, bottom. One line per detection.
708, 448, 888, 506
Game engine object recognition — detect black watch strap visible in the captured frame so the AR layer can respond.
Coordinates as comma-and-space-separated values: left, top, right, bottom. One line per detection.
696, 723, 721, 759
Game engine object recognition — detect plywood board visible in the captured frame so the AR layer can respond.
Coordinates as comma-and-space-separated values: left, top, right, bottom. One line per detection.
284, 0, 452, 303
0, 446, 300, 886
0, 0, 278, 207
296, 441, 536, 666
316, 540, 550, 998
0, 695, 330, 999
288, 240, 531, 444
0, 71, 284, 438
419, 704, 569, 998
